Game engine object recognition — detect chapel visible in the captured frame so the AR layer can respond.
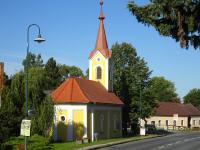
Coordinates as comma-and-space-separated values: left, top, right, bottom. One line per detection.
52, 1, 123, 142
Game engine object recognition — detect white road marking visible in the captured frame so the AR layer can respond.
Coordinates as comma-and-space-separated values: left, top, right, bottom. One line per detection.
156, 136, 200, 150
158, 146, 165, 149
167, 143, 173, 146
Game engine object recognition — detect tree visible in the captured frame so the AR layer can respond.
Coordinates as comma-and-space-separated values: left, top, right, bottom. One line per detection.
59, 65, 84, 82
68, 66, 84, 77
58, 65, 70, 81
148, 76, 178, 102
22, 52, 44, 68
31, 96, 54, 137
0, 73, 24, 142
28, 67, 46, 110
184, 88, 200, 109
111, 42, 156, 133
44, 57, 61, 90
128, 0, 200, 49
10, 71, 25, 112
85, 68, 89, 79
0, 105, 23, 143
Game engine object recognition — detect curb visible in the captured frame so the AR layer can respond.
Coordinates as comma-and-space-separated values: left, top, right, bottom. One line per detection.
77, 135, 165, 150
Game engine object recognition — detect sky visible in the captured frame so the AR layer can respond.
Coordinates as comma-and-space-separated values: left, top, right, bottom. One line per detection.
0, 0, 200, 99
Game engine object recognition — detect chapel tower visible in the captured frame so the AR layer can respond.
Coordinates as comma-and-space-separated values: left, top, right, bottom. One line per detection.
89, 0, 113, 91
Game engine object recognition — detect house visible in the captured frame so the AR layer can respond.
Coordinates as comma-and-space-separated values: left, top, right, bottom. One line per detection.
141, 102, 200, 130
51, 1, 124, 142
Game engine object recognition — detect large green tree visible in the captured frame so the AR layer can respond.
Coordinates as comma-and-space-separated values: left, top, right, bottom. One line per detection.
28, 67, 46, 110
112, 42, 157, 133
44, 57, 61, 90
23, 52, 44, 68
184, 88, 200, 109
10, 71, 25, 112
128, 0, 200, 49
59, 65, 84, 80
148, 76, 178, 102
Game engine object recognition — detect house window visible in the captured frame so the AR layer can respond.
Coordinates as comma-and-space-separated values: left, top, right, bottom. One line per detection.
181, 120, 184, 126
173, 120, 176, 126
193, 120, 196, 126
158, 120, 161, 126
166, 120, 169, 126
100, 114, 104, 132
61, 116, 66, 122
96, 66, 102, 79
151, 121, 155, 125
97, 57, 101, 62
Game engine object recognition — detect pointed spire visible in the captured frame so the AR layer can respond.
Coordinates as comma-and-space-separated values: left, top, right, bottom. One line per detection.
90, 0, 111, 58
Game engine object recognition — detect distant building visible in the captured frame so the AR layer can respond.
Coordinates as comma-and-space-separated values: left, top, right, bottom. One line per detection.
51, 1, 123, 142
141, 102, 200, 130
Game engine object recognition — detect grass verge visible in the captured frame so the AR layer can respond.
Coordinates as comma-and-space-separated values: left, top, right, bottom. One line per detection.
4, 134, 160, 150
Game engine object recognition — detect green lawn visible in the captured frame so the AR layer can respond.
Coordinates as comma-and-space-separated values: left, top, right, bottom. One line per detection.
4, 134, 159, 150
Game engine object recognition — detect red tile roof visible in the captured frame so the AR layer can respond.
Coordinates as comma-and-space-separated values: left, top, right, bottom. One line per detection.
155, 102, 200, 117
51, 77, 124, 105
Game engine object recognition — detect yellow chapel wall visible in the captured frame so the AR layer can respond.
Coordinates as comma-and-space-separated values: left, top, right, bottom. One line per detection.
54, 104, 87, 141
89, 51, 108, 90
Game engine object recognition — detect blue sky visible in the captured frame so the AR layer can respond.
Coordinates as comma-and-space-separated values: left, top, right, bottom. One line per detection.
0, 0, 200, 99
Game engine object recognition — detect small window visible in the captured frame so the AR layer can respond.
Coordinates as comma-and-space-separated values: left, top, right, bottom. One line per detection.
166, 120, 169, 126
181, 120, 184, 126
151, 121, 155, 125
100, 114, 104, 132
61, 116, 65, 122
158, 120, 161, 126
96, 66, 102, 79
193, 120, 196, 126
173, 120, 176, 126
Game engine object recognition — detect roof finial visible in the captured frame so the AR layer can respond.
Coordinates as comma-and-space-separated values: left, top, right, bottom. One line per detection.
99, 0, 105, 20
100, 0, 103, 6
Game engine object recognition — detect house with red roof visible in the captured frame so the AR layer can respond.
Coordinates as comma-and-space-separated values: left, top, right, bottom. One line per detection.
51, 1, 123, 142
141, 102, 200, 130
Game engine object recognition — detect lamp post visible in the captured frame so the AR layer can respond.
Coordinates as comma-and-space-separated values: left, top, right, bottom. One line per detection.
25, 24, 45, 150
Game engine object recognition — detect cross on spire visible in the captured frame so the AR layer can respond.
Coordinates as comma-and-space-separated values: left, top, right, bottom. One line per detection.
99, 0, 105, 20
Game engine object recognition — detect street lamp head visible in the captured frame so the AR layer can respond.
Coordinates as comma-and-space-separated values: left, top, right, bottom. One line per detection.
34, 34, 45, 43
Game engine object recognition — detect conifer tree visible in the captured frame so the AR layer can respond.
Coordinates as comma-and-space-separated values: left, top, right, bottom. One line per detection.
128, 0, 200, 49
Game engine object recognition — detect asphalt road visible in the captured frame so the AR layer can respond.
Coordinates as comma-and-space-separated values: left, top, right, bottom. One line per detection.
98, 132, 200, 150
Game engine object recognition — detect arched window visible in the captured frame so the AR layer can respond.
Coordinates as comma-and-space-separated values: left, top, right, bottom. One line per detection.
96, 66, 102, 79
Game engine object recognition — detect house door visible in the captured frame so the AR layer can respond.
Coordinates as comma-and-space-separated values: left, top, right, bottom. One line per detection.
73, 110, 84, 140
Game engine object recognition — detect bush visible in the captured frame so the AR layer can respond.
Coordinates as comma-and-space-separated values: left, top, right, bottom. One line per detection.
4, 134, 52, 150
0, 143, 13, 150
